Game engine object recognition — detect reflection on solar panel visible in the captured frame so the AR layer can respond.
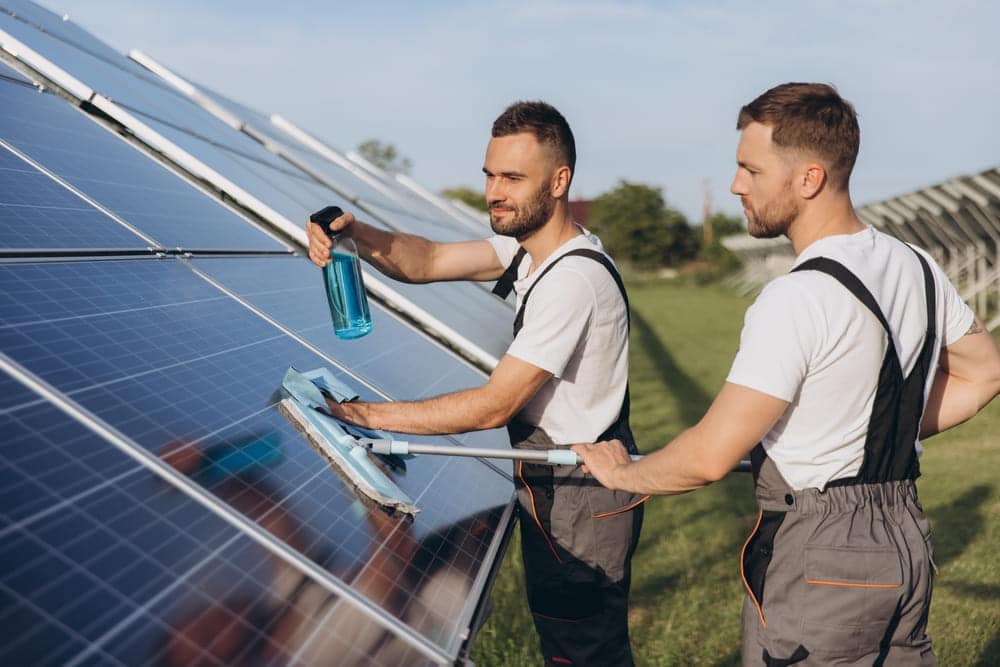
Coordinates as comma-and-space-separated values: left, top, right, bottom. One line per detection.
0, 2, 517, 664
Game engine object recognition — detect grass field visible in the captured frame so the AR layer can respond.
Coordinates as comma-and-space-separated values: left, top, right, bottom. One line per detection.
471, 278, 1000, 666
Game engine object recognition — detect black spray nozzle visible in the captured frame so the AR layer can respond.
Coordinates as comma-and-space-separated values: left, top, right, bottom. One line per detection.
309, 206, 345, 236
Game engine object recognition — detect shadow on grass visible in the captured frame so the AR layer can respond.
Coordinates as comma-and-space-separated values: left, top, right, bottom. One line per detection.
629, 476, 757, 608
975, 632, 1000, 667
631, 308, 714, 425
937, 579, 1000, 601
927, 484, 991, 567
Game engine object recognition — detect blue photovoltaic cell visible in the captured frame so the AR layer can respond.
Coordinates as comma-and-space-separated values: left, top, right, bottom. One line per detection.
0, 258, 514, 655
0, 140, 150, 250
0, 374, 439, 666
189, 255, 485, 398
0, 68, 286, 251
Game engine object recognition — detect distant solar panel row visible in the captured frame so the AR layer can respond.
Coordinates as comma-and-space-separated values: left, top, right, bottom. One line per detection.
0, 1, 517, 664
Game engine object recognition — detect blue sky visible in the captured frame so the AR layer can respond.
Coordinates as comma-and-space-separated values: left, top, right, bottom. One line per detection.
39, 0, 1000, 222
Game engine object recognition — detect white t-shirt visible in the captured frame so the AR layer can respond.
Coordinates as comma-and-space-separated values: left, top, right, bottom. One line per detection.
726, 226, 974, 490
487, 228, 629, 444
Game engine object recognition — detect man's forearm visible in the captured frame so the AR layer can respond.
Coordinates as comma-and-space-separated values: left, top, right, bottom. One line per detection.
351, 222, 437, 283
920, 367, 1000, 438
328, 387, 513, 435
606, 426, 738, 495
920, 328, 1000, 439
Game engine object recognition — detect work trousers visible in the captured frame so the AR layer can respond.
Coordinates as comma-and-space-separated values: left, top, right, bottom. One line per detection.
741, 479, 936, 666
513, 426, 645, 667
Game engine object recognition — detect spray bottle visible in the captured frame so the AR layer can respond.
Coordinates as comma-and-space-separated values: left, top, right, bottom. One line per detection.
310, 206, 372, 339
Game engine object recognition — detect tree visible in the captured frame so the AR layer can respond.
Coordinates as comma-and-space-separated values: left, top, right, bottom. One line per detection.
588, 181, 698, 269
356, 139, 413, 175
696, 212, 744, 242
440, 186, 489, 213
695, 212, 745, 279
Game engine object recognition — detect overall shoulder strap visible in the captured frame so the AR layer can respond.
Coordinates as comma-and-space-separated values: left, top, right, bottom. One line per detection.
792, 250, 936, 359
513, 248, 630, 336
792, 257, 894, 339
491, 246, 527, 299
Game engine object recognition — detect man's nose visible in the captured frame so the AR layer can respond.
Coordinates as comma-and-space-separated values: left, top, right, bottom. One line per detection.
730, 173, 746, 196
486, 182, 506, 206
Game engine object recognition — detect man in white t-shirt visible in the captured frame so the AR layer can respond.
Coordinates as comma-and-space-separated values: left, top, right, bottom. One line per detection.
306, 101, 645, 666
574, 83, 1000, 665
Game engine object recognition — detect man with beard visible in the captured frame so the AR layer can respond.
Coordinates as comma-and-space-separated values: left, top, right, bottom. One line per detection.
306, 100, 645, 666
574, 82, 1000, 665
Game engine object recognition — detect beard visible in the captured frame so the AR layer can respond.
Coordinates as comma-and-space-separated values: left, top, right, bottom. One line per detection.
489, 183, 555, 238
745, 182, 799, 239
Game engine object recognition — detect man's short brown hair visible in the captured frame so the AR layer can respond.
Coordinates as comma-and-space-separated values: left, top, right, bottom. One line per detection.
737, 83, 860, 191
492, 100, 576, 178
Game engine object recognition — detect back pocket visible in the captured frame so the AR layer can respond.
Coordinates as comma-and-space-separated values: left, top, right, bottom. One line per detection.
799, 544, 903, 658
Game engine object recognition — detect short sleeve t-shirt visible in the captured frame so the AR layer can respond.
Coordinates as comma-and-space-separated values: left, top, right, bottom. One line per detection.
726, 226, 974, 490
487, 228, 629, 444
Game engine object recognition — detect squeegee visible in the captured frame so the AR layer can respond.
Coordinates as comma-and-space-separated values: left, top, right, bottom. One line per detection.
279, 367, 751, 515
280, 366, 419, 515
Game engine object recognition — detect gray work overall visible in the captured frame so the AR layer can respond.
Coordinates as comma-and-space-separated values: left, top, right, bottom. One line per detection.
494, 248, 647, 667
741, 254, 938, 666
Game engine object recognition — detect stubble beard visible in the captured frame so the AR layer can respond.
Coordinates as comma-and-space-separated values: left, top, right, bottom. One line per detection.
490, 184, 555, 238
746, 183, 799, 239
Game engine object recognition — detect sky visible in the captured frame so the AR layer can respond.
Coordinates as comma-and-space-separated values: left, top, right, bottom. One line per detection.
36, 0, 1000, 222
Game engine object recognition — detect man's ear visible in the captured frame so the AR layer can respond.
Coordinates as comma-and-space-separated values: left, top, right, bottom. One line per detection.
799, 163, 827, 199
551, 166, 572, 198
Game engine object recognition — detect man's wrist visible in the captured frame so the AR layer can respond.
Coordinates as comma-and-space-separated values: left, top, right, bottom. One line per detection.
606, 464, 628, 492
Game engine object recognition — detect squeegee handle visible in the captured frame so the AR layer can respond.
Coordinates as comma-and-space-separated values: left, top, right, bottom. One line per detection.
366, 440, 645, 466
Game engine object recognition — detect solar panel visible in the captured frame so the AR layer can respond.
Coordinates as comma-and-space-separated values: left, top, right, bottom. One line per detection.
0, 68, 287, 251
0, 258, 514, 662
0, 375, 445, 666
0, 137, 153, 250
0, 0, 152, 78
0, 7, 515, 361
0, 7, 284, 168
187, 254, 515, 471
187, 255, 485, 398
180, 78, 486, 237
1, 4, 519, 663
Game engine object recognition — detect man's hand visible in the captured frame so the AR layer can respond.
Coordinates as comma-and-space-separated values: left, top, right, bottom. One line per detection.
572, 439, 632, 491
307, 210, 356, 268
314, 354, 551, 435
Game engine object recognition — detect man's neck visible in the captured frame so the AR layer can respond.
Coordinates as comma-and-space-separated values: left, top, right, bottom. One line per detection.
787, 194, 866, 255
518, 203, 581, 270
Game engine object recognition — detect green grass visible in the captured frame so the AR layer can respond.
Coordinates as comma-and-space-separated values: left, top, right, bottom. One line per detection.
471, 279, 1000, 666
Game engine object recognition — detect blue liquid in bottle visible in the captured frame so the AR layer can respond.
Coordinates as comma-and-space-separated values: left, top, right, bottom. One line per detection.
310, 205, 372, 340
324, 247, 372, 339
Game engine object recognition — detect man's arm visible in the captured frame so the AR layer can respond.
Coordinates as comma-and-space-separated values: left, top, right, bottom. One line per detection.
324, 354, 552, 435
920, 319, 1000, 438
306, 210, 505, 282
573, 382, 789, 495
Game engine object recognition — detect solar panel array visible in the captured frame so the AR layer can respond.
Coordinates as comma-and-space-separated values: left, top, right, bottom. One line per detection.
0, 2, 516, 664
